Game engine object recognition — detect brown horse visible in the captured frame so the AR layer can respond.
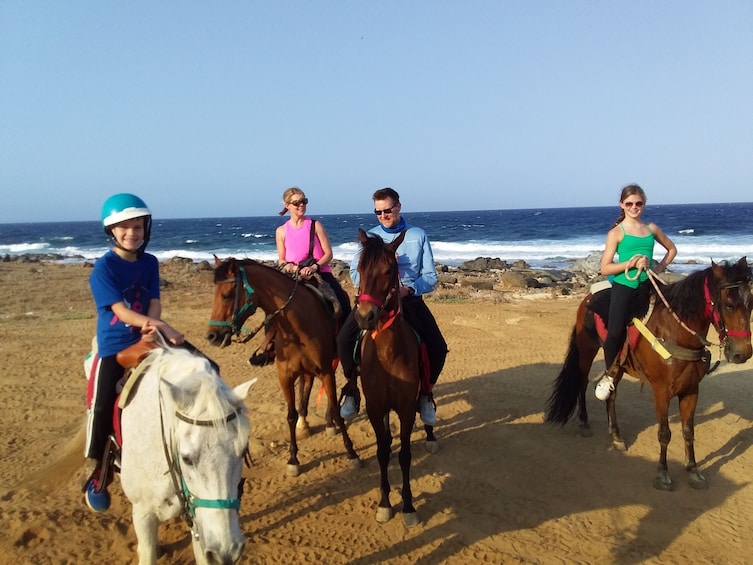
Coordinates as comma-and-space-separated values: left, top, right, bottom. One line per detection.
546, 257, 752, 490
206, 257, 360, 477
354, 228, 438, 527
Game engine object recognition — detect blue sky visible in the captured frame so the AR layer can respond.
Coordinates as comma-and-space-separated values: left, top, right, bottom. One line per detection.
1, 1, 751, 223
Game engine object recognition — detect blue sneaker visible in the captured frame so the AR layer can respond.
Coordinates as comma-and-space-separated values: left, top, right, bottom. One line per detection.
85, 478, 110, 512
340, 395, 359, 419
417, 394, 436, 426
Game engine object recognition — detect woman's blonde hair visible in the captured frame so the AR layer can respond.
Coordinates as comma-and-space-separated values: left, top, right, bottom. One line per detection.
279, 187, 306, 216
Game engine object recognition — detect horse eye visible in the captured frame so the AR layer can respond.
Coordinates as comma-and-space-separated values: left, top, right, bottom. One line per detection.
222, 291, 233, 301
181, 454, 195, 467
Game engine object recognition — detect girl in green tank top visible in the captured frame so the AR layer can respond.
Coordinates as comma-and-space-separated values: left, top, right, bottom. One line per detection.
595, 184, 677, 401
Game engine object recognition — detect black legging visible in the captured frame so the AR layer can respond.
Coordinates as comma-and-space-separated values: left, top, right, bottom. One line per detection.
603, 281, 640, 369
336, 295, 447, 384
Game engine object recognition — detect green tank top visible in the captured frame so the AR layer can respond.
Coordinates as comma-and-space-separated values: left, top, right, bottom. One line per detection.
612, 223, 655, 289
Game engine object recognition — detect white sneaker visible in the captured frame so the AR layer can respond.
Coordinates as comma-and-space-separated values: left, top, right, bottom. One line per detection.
594, 374, 615, 401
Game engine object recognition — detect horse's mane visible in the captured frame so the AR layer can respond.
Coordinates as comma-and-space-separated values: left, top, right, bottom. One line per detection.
659, 260, 752, 320
214, 257, 262, 284
359, 233, 392, 269
213, 257, 291, 285
150, 344, 250, 447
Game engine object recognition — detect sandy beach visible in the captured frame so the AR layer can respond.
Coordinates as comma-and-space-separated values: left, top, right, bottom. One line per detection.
1, 259, 752, 565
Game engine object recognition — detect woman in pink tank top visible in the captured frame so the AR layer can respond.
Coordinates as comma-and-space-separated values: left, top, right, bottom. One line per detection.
275, 187, 352, 318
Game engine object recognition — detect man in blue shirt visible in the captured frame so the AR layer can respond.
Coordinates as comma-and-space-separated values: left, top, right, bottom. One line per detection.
337, 187, 448, 425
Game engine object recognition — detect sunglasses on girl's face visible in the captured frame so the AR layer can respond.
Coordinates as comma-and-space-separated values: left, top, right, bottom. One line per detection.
290, 198, 308, 207
624, 201, 644, 208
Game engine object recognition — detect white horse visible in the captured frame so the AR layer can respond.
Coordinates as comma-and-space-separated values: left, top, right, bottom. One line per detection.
118, 340, 255, 565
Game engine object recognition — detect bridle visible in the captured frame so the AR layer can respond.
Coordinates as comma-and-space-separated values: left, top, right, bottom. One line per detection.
159, 387, 249, 538
646, 268, 752, 351
209, 262, 299, 343
356, 258, 401, 332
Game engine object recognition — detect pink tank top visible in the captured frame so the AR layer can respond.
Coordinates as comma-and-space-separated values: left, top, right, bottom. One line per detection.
283, 218, 332, 273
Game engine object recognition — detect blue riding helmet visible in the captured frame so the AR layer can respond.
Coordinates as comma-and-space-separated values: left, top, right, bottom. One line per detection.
101, 193, 152, 256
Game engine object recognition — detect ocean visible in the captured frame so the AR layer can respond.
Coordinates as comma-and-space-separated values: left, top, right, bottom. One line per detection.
1, 203, 751, 275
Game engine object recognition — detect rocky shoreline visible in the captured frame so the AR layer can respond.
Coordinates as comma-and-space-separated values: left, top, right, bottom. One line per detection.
2, 251, 688, 301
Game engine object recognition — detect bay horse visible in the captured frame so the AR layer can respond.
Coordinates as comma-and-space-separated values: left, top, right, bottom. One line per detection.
546, 257, 752, 490
354, 228, 438, 527
206, 257, 360, 477
118, 337, 256, 565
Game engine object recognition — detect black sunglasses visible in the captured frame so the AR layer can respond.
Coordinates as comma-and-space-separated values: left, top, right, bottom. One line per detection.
289, 198, 308, 207
374, 204, 398, 216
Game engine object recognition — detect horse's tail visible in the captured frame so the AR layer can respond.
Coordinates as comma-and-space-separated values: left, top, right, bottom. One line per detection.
545, 327, 583, 425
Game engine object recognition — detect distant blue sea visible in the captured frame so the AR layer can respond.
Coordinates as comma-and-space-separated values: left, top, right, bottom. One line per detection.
2, 203, 751, 275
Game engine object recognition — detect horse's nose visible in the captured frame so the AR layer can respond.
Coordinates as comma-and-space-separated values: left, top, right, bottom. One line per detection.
206, 331, 229, 347
725, 344, 752, 364
204, 539, 245, 564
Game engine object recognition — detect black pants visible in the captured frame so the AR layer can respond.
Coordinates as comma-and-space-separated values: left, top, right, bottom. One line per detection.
85, 355, 123, 460
336, 295, 448, 384
603, 282, 641, 369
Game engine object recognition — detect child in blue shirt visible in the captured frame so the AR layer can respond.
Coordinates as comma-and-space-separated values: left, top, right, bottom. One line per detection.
84, 193, 184, 512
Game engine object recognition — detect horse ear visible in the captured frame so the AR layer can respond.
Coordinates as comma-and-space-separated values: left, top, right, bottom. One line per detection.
388, 229, 407, 253
213, 254, 222, 267
232, 378, 258, 402
358, 228, 369, 244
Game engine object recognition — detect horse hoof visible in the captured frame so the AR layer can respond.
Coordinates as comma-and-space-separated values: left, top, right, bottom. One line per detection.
376, 507, 392, 523
286, 464, 301, 478
325, 425, 338, 437
578, 424, 592, 438
347, 457, 362, 470
688, 473, 709, 490
611, 440, 627, 452
653, 475, 674, 491
425, 440, 439, 454
402, 512, 420, 527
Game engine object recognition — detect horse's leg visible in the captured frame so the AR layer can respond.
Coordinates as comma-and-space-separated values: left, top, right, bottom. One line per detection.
576, 331, 600, 438
322, 372, 360, 467
398, 408, 419, 527
652, 389, 673, 491
370, 409, 394, 523
605, 368, 626, 450
132, 506, 160, 565
279, 374, 301, 477
679, 388, 708, 489
424, 424, 439, 453
296, 375, 313, 437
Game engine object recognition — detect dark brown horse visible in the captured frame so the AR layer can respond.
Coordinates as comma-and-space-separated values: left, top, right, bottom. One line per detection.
546, 257, 752, 490
354, 229, 438, 527
206, 257, 360, 477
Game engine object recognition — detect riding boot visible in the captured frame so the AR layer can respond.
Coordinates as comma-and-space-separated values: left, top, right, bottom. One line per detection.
249, 328, 277, 366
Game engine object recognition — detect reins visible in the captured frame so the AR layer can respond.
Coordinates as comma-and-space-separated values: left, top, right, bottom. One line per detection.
628, 259, 751, 364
